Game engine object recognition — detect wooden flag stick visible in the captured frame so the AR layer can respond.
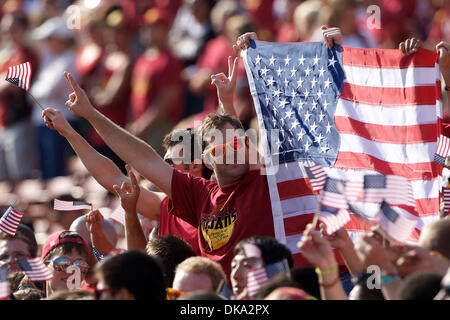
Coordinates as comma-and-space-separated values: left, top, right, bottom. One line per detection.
27, 91, 45, 111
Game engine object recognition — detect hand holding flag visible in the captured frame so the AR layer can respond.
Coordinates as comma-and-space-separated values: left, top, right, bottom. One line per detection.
42, 108, 75, 138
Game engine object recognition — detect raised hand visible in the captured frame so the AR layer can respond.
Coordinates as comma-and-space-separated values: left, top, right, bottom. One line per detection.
64, 72, 96, 119
297, 223, 337, 270
398, 37, 421, 55
84, 210, 104, 236
322, 26, 343, 50
233, 32, 258, 56
42, 108, 74, 137
354, 230, 397, 272
113, 164, 140, 214
320, 224, 351, 250
211, 56, 238, 115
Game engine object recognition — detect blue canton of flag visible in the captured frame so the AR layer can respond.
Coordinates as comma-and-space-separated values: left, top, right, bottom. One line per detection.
244, 41, 345, 167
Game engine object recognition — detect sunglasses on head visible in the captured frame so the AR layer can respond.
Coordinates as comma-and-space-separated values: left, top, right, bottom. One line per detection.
51, 257, 89, 275
203, 136, 248, 159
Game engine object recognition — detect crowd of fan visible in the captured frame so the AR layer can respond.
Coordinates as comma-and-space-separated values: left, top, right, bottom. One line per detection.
0, 0, 449, 301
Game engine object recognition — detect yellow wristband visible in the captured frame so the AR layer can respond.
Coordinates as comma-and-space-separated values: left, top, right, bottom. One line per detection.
315, 265, 338, 276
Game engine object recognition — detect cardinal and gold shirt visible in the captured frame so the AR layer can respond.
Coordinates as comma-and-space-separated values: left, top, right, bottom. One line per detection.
169, 169, 275, 277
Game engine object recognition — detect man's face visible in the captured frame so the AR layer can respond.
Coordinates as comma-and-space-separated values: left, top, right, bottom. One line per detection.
203, 123, 250, 185
0, 239, 31, 273
165, 146, 203, 178
230, 245, 263, 298
47, 248, 88, 292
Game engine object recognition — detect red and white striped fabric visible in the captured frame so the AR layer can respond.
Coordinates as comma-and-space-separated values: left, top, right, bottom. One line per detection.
54, 199, 92, 211
305, 163, 327, 193
0, 265, 9, 300
246, 266, 268, 298
245, 46, 442, 267
17, 258, 53, 282
5, 61, 32, 91
0, 206, 24, 236
435, 134, 450, 159
110, 207, 125, 226
443, 187, 450, 215
376, 202, 418, 243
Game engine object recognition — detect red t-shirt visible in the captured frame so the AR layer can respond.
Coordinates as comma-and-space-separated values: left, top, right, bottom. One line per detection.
158, 196, 201, 255
168, 169, 276, 277
131, 49, 184, 125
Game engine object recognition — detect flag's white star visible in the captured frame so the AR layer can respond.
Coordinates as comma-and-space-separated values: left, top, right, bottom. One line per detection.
323, 99, 329, 110
273, 88, 282, 97
304, 66, 312, 77
296, 77, 304, 88
318, 66, 326, 77
313, 54, 320, 65
279, 98, 288, 108
297, 100, 305, 110
285, 109, 294, 118
310, 122, 318, 133
304, 110, 312, 122
319, 111, 326, 122
290, 67, 296, 77
317, 89, 324, 100
265, 95, 270, 105
266, 76, 275, 86
298, 55, 305, 66
297, 129, 305, 141
315, 133, 324, 144
269, 55, 277, 66
291, 89, 297, 99
304, 140, 311, 152
311, 78, 318, 88
272, 105, 278, 115
324, 78, 332, 89
325, 122, 332, 133
276, 66, 283, 77
272, 117, 277, 126
303, 88, 310, 99
255, 55, 262, 65
290, 119, 300, 130
280, 117, 285, 127
311, 100, 318, 110
284, 78, 289, 87
261, 66, 269, 76
276, 139, 282, 149
284, 56, 291, 66
328, 56, 337, 67
319, 143, 329, 154
288, 136, 293, 146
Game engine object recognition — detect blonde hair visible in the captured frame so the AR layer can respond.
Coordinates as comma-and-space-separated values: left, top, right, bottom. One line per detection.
175, 257, 226, 291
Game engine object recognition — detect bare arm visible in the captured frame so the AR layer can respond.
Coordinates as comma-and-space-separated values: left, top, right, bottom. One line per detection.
62, 72, 174, 198
42, 108, 166, 220
85, 210, 115, 254
113, 165, 148, 250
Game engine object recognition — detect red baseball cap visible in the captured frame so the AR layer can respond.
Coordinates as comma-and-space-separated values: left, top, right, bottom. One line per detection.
41, 230, 90, 261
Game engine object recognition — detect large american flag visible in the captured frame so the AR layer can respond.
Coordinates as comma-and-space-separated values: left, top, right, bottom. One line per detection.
242, 41, 442, 266
5, 61, 32, 91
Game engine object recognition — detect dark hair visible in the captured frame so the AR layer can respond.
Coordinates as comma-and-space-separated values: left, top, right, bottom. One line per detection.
0, 224, 37, 257
46, 289, 95, 300
399, 271, 443, 300
162, 128, 213, 179
349, 272, 384, 300
98, 250, 166, 300
146, 235, 196, 287
290, 267, 321, 300
420, 217, 450, 259
233, 236, 294, 268
43, 231, 88, 265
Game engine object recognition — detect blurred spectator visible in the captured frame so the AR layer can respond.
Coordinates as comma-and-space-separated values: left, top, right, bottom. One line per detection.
127, 7, 185, 156
292, 0, 323, 42
29, 16, 78, 180
275, 0, 303, 43
0, 224, 37, 273
0, 12, 39, 183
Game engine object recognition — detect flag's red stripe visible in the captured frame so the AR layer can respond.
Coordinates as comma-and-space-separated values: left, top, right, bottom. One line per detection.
283, 213, 315, 236
342, 46, 438, 69
334, 152, 439, 180
277, 178, 314, 201
340, 83, 436, 106
412, 198, 440, 217
335, 116, 438, 144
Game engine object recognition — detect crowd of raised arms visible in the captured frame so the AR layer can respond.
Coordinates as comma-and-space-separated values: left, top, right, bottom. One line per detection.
0, 0, 449, 301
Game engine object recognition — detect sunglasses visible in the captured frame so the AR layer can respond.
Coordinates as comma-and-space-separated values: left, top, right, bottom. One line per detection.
166, 288, 190, 300
203, 136, 248, 159
51, 257, 89, 275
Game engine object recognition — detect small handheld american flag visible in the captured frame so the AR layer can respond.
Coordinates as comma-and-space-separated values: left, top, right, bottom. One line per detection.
0, 206, 24, 236
304, 163, 327, 194
434, 134, 450, 166
54, 199, 92, 211
375, 201, 418, 243
318, 178, 351, 234
443, 187, 450, 215
5, 61, 32, 91
247, 259, 290, 298
17, 258, 53, 282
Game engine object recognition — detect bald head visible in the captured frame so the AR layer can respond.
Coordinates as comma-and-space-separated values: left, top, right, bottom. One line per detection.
419, 218, 450, 259
70, 215, 118, 248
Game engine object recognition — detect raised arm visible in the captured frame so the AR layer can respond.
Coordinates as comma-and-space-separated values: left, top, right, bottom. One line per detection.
61, 72, 174, 198
211, 56, 239, 118
42, 107, 165, 220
